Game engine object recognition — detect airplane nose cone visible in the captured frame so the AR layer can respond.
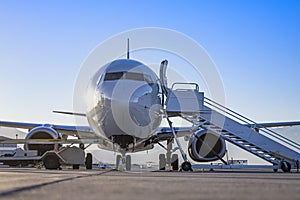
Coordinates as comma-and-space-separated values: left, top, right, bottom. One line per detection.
109, 81, 161, 138
85, 59, 163, 140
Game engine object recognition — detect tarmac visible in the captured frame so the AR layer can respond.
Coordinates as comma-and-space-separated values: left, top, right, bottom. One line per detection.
0, 167, 299, 200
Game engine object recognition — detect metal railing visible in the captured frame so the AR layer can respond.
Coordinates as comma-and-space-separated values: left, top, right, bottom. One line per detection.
204, 97, 300, 151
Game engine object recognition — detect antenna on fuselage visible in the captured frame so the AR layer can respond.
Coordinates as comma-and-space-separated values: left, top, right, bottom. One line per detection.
127, 38, 130, 59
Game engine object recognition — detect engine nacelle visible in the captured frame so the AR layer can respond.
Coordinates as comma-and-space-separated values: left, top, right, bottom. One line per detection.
188, 129, 226, 162
24, 125, 61, 156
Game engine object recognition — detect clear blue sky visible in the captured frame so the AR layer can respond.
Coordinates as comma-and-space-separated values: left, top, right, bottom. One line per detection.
0, 0, 299, 125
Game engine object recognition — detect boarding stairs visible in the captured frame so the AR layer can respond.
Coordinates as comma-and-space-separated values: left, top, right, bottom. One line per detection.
166, 83, 300, 170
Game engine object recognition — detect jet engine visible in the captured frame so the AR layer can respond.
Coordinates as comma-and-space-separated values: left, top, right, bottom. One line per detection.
188, 129, 226, 162
24, 125, 61, 156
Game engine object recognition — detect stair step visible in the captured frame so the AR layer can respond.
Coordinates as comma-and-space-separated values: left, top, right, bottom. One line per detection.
210, 126, 220, 129
243, 143, 254, 146
223, 133, 235, 137
195, 104, 300, 166
216, 129, 228, 133
201, 128, 288, 164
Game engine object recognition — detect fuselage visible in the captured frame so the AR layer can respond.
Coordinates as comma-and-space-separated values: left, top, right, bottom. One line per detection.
86, 59, 163, 149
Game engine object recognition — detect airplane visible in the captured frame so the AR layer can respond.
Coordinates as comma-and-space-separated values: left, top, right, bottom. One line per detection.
1, 42, 300, 171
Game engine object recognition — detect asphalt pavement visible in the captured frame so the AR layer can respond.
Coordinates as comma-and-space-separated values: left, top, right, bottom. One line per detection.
0, 168, 299, 200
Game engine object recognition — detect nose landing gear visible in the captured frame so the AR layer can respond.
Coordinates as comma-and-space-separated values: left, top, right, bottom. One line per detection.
116, 150, 131, 171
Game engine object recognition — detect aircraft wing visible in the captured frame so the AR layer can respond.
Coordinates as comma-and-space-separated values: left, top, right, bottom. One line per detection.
142, 127, 192, 146
127, 126, 192, 152
0, 120, 94, 138
155, 126, 192, 138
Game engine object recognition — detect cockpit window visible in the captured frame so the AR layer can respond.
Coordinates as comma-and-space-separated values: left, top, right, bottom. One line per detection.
126, 72, 145, 81
104, 72, 124, 81
144, 74, 154, 84
104, 71, 154, 84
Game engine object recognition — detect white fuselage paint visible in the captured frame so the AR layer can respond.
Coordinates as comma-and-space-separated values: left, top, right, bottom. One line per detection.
86, 59, 162, 149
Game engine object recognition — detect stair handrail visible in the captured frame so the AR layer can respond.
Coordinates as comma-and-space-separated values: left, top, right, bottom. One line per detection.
204, 97, 300, 151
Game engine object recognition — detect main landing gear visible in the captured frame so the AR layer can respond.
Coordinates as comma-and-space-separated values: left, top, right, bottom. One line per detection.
79, 143, 93, 170
85, 153, 93, 170
159, 139, 180, 171
158, 140, 192, 172
159, 114, 193, 172
159, 151, 179, 171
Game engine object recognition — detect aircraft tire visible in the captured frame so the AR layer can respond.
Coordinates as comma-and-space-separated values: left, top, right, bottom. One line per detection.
181, 161, 192, 172
171, 154, 179, 171
116, 155, 122, 170
73, 164, 80, 170
79, 143, 85, 150
43, 153, 60, 170
126, 155, 131, 171
85, 153, 93, 170
281, 161, 291, 173
159, 154, 166, 170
